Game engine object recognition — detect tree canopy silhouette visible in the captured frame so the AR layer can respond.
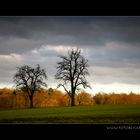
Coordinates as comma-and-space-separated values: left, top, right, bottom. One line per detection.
55, 48, 91, 106
13, 64, 47, 108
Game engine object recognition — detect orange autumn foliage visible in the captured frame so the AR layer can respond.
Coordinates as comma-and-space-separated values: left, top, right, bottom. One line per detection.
76, 92, 94, 105
0, 88, 140, 108
93, 92, 140, 105
0, 88, 71, 108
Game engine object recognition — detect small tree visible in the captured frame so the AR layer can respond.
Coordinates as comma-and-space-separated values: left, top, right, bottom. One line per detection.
77, 92, 93, 105
55, 48, 91, 106
13, 64, 47, 108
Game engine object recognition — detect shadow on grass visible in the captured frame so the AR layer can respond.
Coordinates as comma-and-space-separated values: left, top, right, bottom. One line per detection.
1, 116, 140, 124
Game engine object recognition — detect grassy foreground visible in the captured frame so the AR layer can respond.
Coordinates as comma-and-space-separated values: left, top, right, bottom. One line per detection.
0, 105, 140, 123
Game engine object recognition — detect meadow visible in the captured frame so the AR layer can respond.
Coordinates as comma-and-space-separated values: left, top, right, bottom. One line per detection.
0, 104, 140, 123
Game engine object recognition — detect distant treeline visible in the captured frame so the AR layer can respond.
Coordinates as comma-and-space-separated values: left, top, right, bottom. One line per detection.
0, 88, 140, 108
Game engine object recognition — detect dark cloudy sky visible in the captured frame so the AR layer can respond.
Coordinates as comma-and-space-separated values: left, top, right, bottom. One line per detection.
0, 16, 140, 94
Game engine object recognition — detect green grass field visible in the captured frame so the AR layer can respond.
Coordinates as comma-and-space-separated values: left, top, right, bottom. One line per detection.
0, 105, 140, 123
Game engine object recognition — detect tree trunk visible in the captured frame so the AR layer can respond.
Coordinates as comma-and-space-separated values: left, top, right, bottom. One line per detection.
30, 96, 34, 108
71, 94, 75, 106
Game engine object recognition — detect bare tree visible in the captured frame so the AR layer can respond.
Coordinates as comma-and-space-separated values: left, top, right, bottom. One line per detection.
55, 48, 91, 106
13, 64, 47, 108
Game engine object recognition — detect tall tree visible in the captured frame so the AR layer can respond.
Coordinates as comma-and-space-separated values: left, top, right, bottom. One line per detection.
55, 48, 91, 106
13, 64, 47, 108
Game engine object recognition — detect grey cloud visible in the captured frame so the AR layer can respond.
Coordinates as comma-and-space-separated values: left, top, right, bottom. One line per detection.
85, 42, 140, 69
0, 37, 44, 54
89, 66, 140, 85
1, 16, 140, 55
0, 16, 140, 91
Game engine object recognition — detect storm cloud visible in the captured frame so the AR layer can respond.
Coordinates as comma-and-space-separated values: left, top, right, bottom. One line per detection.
0, 16, 140, 93
1, 16, 140, 53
